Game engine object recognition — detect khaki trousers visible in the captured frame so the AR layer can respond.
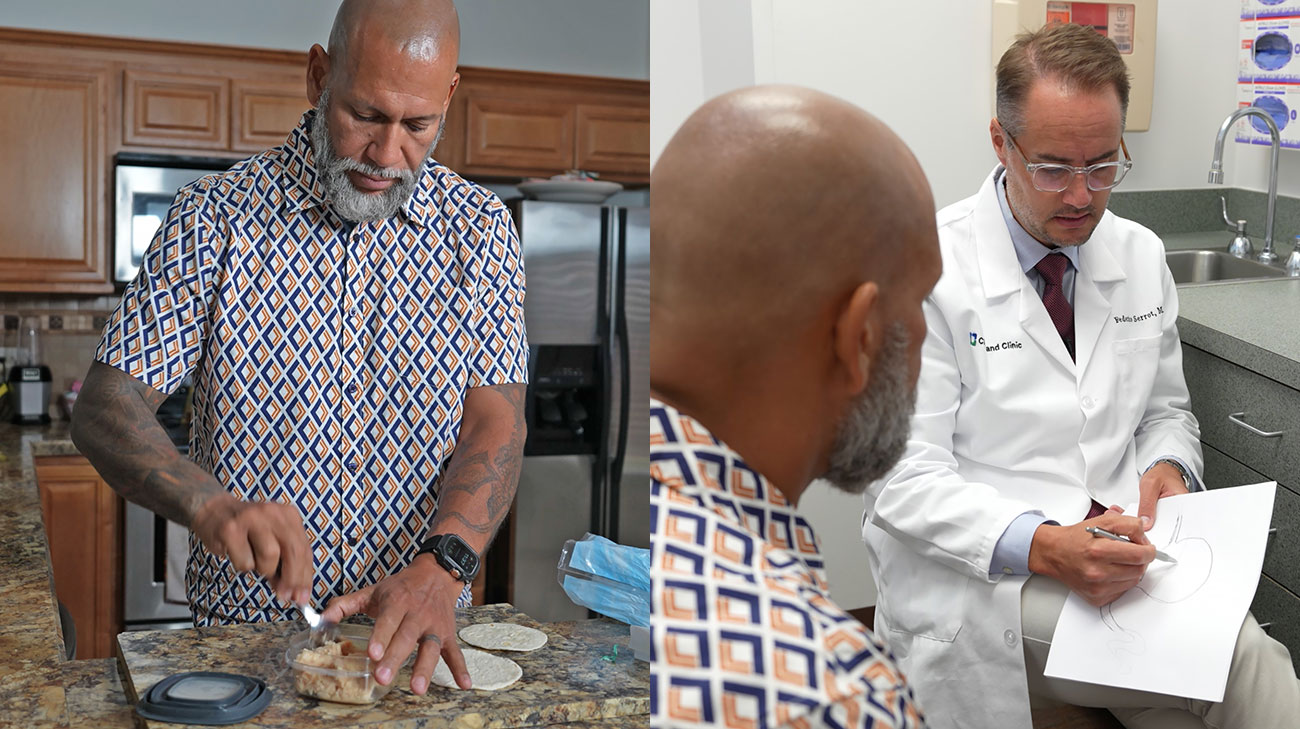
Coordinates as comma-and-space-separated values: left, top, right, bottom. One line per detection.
1021, 575, 1300, 729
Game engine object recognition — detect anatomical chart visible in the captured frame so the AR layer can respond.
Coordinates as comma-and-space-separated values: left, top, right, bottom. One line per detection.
1044, 482, 1276, 702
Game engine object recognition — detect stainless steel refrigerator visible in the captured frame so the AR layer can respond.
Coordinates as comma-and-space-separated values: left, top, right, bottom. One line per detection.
502, 199, 649, 622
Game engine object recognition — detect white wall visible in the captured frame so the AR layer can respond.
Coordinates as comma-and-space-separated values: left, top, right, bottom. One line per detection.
651, 0, 1275, 609
0, 0, 648, 80
653, 0, 1295, 202
650, 0, 755, 164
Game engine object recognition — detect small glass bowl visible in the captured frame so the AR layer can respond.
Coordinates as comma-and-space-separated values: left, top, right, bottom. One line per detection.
284, 623, 413, 704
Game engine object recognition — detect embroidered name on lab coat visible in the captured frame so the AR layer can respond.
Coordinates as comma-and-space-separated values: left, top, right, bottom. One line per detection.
1114, 306, 1163, 324
985, 340, 1023, 352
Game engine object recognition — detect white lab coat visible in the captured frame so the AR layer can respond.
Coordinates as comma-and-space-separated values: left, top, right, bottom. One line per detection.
863, 170, 1202, 729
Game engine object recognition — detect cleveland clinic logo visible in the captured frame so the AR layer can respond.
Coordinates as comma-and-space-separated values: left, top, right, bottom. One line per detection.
969, 332, 985, 346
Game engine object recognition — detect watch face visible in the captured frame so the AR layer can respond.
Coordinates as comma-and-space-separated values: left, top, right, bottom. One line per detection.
447, 539, 476, 568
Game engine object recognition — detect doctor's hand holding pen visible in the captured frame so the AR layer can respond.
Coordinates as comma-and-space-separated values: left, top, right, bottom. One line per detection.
1027, 510, 1156, 607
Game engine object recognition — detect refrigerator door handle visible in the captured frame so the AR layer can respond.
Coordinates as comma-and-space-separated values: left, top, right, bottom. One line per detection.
607, 208, 632, 544
591, 206, 616, 539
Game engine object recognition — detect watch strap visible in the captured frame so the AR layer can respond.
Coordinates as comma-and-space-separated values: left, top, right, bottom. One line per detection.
1152, 458, 1192, 490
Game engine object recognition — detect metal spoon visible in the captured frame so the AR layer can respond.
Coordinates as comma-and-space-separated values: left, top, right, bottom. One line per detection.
298, 603, 336, 647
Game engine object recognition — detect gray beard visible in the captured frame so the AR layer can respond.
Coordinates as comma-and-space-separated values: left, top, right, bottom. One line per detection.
821, 321, 917, 495
308, 89, 444, 223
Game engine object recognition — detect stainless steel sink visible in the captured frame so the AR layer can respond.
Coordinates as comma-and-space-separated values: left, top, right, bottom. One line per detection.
1165, 249, 1287, 285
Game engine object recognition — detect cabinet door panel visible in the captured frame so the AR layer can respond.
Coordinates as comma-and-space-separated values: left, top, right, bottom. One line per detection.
0, 61, 110, 289
231, 79, 310, 152
1183, 345, 1300, 491
464, 96, 574, 173
1252, 575, 1300, 675
39, 473, 99, 660
36, 456, 121, 660
575, 104, 648, 178
1204, 443, 1300, 597
124, 70, 229, 149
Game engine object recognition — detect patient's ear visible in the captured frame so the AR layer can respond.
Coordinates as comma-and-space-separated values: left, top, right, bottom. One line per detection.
832, 281, 878, 396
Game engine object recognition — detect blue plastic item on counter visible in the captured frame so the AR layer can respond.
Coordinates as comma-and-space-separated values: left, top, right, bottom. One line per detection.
556, 534, 649, 628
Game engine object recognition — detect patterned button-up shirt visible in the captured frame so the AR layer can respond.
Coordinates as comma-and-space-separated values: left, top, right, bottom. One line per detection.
650, 398, 924, 729
97, 111, 528, 625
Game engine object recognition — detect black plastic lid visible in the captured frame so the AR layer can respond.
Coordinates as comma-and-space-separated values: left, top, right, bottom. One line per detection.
135, 671, 271, 725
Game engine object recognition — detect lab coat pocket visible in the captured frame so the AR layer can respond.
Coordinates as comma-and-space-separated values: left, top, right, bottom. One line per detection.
1112, 334, 1162, 413
1113, 334, 1162, 357
874, 544, 969, 642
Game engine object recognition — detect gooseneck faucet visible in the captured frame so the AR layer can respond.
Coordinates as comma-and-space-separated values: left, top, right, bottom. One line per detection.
1209, 106, 1280, 264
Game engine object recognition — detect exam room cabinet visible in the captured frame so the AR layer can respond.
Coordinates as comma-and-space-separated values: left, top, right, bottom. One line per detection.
1184, 343, 1300, 672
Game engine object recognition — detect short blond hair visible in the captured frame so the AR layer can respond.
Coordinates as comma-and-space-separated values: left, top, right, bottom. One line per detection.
996, 22, 1130, 135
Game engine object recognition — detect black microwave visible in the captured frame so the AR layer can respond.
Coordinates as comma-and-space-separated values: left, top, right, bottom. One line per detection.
113, 153, 235, 284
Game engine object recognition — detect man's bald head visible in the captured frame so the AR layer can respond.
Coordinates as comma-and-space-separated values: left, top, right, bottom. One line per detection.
327, 0, 460, 82
651, 85, 940, 500
652, 85, 934, 358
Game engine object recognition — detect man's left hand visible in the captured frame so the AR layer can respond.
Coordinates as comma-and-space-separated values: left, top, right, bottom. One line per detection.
321, 554, 470, 694
1137, 462, 1190, 531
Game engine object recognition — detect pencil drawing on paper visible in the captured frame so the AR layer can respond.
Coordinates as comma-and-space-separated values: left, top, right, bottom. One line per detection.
1100, 515, 1214, 657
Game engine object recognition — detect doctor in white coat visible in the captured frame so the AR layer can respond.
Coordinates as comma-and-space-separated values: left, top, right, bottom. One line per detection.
863, 23, 1300, 729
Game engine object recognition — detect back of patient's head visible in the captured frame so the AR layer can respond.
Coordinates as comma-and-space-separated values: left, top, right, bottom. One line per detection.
651, 85, 933, 380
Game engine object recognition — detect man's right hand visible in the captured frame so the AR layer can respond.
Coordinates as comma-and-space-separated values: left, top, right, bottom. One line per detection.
1027, 512, 1155, 606
191, 493, 313, 605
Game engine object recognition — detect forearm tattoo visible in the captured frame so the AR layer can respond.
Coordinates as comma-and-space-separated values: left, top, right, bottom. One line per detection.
433, 384, 527, 545
71, 362, 225, 526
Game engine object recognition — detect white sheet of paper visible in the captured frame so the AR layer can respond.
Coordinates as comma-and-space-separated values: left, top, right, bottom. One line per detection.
1044, 482, 1276, 702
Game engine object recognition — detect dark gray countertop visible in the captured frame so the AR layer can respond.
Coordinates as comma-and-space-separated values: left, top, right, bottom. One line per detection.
1164, 232, 1300, 390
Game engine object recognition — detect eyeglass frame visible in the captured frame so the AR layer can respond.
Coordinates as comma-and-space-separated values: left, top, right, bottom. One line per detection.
998, 120, 1133, 193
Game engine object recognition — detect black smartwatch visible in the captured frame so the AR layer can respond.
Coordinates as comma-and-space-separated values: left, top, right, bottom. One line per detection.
416, 534, 481, 584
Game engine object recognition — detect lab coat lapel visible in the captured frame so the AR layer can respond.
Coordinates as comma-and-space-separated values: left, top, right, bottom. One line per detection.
1019, 283, 1076, 373
1074, 214, 1128, 377
972, 174, 1023, 300
971, 172, 1076, 372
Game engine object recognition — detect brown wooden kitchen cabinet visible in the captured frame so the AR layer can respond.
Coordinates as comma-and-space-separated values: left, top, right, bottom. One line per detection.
576, 103, 651, 178
0, 28, 646, 293
451, 68, 650, 183
34, 455, 123, 661
124, 69, 231, 150
0, 47, 113, 293
231, 79, 314, 153
123, 71, 310, 154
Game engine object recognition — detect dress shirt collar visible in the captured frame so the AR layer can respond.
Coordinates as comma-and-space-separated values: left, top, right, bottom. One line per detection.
994, 166, 1082, 275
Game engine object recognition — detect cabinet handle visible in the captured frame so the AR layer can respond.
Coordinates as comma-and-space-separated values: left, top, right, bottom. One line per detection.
1227, 412, 1285, 438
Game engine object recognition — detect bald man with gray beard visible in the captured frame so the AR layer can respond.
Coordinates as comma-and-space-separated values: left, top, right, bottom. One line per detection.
74, 0, 526, 696
649, 85, 941, 729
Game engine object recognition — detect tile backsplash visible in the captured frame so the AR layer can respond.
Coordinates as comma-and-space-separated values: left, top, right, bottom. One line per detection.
1, 293, 119, 420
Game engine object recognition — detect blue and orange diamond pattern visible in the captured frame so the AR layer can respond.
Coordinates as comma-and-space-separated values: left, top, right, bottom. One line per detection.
97, 111, 527, 625
650, 399, 924, 728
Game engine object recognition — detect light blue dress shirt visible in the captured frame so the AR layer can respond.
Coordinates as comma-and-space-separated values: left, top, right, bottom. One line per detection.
987, 168, 1202, 578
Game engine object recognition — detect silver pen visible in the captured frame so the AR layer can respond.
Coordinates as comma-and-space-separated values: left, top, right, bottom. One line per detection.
1085, 525, 1179, 564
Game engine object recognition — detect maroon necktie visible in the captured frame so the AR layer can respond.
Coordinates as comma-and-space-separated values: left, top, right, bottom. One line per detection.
1086, 500, 1106, 519
1037, 252, 1095, 518
1034, 253, 1075, 361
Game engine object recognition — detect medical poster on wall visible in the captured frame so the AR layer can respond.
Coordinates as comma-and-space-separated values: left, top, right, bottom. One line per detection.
1045, 2, 1136, 53
1238, 1, 1300, 148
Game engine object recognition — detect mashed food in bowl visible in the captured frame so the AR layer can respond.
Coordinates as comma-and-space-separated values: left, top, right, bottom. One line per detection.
292, 638, 374, 704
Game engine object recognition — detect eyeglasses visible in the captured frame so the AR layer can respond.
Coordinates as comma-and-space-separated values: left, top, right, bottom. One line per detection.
1001, 125, 1133, 192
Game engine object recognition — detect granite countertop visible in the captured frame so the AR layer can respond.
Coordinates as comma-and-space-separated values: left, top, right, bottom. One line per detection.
1163, 231, 1300, 390
119, 604, 647, 729
0, 420, 140, 728
0, 423, 648, 728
